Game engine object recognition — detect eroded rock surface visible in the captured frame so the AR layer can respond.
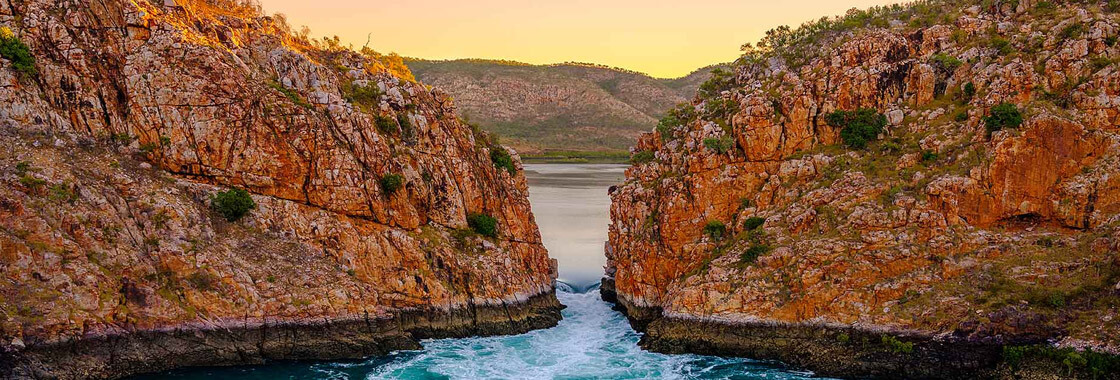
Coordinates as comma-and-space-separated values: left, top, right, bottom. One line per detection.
0, 0, 559, 378
607, 1, 1120, 378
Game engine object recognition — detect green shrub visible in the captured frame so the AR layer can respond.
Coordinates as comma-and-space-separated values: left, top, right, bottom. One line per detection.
211, 188, 257, 222
490, 146, 517, 174
0, 27, 36, 78
954, 110, 969, 122
703, 137, 734, 154
990, 37, 1013, 56
397, 113, 414, 138
825, 109, 887, 150
921, 150, 939, 163
1059, 23, 1085, 41
14, 161, 30, 176
1106, 36, 1118, 47
984, 103, 1023, 136
703, 220, 727, 240
931, 53, 962, 74
837, 333, 851, 344
1033, 1, 1057, 15
962, 82, 976, 101
48, 184, 77, 203
698, 68, 736, 98
19, 175, 46, 191
346, 83, 381, 112
881, 336, 914, 354
630, 150, 655, 165
380, 173, 405, 194
186, 271, 219, 291
467, 212, 499, 238
739, 198, 751, 210
740, 244, 771, 264
267, 80, 312, 109
375, 115, 398, 134
742, 217, 765, 231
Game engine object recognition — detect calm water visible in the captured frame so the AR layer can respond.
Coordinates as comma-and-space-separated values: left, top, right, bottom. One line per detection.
133, 164, 828, 380
523, 163, 627, 287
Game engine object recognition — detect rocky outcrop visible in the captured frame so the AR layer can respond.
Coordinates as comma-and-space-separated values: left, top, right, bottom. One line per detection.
606, 1, 1120, 378
407, 59, 725, 153
0, 0, 559, 378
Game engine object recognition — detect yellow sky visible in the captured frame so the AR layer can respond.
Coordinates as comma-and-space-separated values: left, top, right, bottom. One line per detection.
259, 0, 902, 78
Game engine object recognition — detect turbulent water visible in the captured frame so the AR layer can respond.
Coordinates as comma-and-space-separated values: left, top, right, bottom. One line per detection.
136, 164, 829, 380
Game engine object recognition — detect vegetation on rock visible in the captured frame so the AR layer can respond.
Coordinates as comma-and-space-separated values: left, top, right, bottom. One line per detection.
825, 109, 887, 150
211, 188, 257, 222
467, 212, 499, 238
984, 103, 1023, 136
490, 146, 517, 174
380, 173, 405, 194
0, 27, 36, 78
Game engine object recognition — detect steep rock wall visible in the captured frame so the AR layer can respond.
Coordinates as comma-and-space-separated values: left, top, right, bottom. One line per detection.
0, 0, 559, 378
607, 1, 1120, 378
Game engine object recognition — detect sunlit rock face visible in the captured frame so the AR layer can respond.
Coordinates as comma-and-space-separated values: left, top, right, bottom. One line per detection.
0, 0, 559, 378
607, 1, 1120, 377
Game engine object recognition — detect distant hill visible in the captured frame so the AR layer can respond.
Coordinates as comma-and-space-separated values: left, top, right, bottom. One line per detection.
406, 59, 724, 154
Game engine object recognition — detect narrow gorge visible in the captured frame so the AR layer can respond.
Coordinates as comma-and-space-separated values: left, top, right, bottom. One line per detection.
2, 0, 1120, 379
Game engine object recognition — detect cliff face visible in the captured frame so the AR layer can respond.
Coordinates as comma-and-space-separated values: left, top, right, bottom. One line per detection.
607, 1, 1120, 378
406, 59, 724, 153
0, 0, 559, 378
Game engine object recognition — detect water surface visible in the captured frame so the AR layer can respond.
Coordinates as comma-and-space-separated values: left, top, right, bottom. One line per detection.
523, 163, 627, 286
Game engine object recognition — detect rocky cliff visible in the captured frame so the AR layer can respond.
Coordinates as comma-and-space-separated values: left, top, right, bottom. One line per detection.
407, 59, 723, 153
0, 0, 560, 378
606, 0, 1120, 378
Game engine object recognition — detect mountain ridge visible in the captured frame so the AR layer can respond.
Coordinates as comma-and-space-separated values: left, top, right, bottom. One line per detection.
406, 57, 726, 154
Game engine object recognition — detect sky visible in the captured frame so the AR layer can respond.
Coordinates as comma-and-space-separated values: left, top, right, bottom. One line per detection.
259, 0, 902, 78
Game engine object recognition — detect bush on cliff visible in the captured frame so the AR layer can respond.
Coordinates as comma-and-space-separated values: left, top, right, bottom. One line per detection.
467, 212, 499, 238
211, 188, 256, 222
375, 115, 398, 134
490, 146, 517, 174
825, 109, 887, 150
742, 217, 765, 231
0, 27, 36, 78
739, 244, 770, 265
630, 150, 655, 165
703, 220, 727, 240
380, 173, 405, 194
984, 103, 1023, 136
345, 83, 381, 112
703, 137, 734, 154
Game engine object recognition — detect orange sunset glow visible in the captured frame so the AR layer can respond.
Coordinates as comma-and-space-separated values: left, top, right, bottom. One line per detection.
259, 0, 904, 78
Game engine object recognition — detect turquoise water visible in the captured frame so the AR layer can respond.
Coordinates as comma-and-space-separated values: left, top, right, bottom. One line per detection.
135, 165, 829, 379
141, 284, 824, 380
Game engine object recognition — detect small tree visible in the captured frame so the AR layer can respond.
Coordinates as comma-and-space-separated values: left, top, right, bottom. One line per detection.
984, 103, 1023, 136
742, 217, 765, 231
703, 220, 727, 240
826, 109, 887, 150
380, 173, 405, 194
211, 188, 256, 222
740, 244, 771, 264
703, 137, 734, 154
467, 212, 499, 238
490, 146, 517, 174
0, 27, 36, 78
630, 150, 655, 164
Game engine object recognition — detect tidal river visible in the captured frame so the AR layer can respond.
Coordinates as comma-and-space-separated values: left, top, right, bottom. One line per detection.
135, 164, 826, 380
